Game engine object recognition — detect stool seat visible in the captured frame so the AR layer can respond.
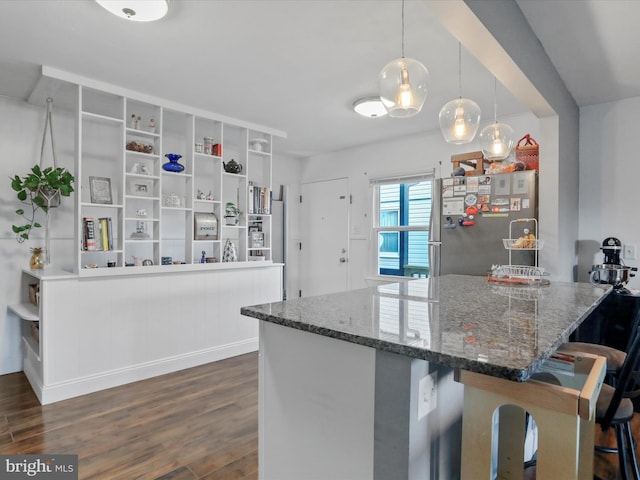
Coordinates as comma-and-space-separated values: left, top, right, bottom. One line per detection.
560, 342, 625, 373
596, 383, 634, 422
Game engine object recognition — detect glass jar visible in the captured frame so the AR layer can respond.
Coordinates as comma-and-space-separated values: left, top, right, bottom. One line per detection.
195, 142, 203, 153
204, 137, 214, 155
30, 247, 45, 269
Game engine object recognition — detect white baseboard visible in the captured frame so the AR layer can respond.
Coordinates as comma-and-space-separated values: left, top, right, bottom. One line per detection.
35, 338, 258, 405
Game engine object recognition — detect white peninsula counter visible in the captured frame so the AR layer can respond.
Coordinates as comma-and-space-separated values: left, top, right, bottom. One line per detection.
10, 262, 283, 404
241, 275, 612, 480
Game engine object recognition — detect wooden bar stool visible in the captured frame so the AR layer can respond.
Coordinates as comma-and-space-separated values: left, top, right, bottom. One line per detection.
558, 314, 640, 480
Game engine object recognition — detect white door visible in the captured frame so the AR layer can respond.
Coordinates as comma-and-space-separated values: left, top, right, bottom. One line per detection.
301, 178, 349, 296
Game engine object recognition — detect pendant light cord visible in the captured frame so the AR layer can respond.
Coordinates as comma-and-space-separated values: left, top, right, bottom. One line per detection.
401, 0, 405, 58
39, 97, 58, 169
458, 43, 462, 98
493, 77, 498, 123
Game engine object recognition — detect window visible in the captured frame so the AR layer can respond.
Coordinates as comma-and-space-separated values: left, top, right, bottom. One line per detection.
371, 172, 434, 277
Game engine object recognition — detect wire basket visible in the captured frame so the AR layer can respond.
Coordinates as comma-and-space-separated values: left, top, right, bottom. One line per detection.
488, 265, 548, 286
496, 265, 545, 278
515, 134, 539, 171
502, 238, 544, 250
492, 285, 543, 300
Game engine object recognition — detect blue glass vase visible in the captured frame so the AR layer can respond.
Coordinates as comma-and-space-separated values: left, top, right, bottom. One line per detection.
163, 153, 184, 172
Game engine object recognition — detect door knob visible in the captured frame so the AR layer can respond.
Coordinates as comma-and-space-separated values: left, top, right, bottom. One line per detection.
339, 257, 347, 263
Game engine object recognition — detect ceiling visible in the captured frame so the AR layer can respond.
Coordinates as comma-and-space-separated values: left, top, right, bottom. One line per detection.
0, 0, 638, 159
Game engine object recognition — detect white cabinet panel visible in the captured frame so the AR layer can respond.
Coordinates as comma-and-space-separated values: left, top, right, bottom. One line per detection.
25, 264, 282, 404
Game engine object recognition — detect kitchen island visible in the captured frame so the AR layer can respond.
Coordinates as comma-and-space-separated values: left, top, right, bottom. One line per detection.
241, 275, 612, 480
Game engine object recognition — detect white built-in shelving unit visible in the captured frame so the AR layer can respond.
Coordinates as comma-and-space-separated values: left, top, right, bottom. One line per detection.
74, 84, 277, 274
27, 66, 284, 275
15, 67, 285, 404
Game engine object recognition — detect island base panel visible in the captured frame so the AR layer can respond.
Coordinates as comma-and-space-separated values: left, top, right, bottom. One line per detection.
259, 322, 463, 480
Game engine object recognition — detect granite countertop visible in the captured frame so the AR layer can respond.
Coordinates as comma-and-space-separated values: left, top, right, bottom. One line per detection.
241, 275, 612, 382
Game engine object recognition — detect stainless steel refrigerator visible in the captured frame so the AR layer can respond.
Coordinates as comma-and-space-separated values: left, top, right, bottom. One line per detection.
430, 170, 538, 276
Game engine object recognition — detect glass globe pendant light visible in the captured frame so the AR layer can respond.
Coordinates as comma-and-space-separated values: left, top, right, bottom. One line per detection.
479, 78, 514, 161
379, 0, 429, 118
439, 44, 481, 144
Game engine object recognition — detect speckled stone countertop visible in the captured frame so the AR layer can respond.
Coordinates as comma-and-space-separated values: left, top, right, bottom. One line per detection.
241, 275, 612, 382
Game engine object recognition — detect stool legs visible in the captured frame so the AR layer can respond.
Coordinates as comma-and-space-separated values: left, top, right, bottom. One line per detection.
461, 386, 499, 479
460, 384, 587, 480
497, 405, 526, 479
624, 421, 640, 480
534, 407, 582, 479
617, 421, 640, 480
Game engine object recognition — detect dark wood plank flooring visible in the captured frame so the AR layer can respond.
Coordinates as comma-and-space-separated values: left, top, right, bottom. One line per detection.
0, 351, 636, 479
0, 353, 259, 480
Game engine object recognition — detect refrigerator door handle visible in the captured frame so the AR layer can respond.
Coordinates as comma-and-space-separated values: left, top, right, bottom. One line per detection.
429, 242, 441, 277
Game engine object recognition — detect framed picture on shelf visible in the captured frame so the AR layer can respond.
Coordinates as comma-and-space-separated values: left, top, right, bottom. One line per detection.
250, 231, 265, 248
128, 179, 153, 197
89, 176, 113, 204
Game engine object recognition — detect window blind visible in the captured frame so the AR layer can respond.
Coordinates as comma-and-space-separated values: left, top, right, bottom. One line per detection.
368, 168, 435, 186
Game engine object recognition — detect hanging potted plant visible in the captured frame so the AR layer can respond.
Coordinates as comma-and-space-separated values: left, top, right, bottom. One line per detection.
224, 202, 241, 225
11, 165, 75, 241
10, 98, 75, 265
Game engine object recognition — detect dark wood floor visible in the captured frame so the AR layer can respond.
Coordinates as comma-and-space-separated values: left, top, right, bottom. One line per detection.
0, 353, 259, 480
0, 352, 637, 480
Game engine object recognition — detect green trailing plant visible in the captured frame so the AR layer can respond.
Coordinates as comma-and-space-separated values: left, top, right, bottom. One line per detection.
10, 165, 75, 242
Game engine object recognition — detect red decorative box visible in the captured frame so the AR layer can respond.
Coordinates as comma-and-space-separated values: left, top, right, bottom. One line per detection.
212, 144, 222, 156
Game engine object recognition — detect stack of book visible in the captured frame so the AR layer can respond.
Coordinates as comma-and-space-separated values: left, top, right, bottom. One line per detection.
248, 184, 272, 214
82, 217, 113, 251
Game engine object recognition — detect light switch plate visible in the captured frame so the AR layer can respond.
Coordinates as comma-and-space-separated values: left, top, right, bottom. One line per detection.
624, 244, 636, 260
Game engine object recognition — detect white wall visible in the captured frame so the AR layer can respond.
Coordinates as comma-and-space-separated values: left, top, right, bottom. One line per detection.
0, 96, 75, 374
300, 112, 540, 291
578, 96, 640, 289
272, 153, 303, 300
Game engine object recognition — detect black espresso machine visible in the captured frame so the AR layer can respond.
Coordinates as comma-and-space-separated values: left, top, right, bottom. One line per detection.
574, 237, 640, 350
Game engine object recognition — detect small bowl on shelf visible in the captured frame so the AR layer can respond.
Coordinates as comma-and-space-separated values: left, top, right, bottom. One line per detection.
249, 138, 269, 152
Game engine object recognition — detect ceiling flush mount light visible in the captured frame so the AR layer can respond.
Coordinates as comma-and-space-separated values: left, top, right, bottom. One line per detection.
439, 43, 481, 144
379, 0, 429, 118
95, 0, 169, 22
352, 97, 388, 118
479, 78, 514, 161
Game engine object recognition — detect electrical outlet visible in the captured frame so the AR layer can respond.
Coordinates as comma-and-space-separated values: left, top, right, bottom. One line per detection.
418, 371, 437, 420
624, 244, 637, 260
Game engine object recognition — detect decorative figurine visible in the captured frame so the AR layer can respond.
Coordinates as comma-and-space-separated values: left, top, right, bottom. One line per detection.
206, 191, 214, 201
148, 117, 156, 133
223, 239, 238, 262
197, 189, 206, 200
201, 250, 206, 263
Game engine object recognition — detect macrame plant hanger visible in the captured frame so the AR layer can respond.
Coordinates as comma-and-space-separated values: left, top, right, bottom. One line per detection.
39, 97, 61, 265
